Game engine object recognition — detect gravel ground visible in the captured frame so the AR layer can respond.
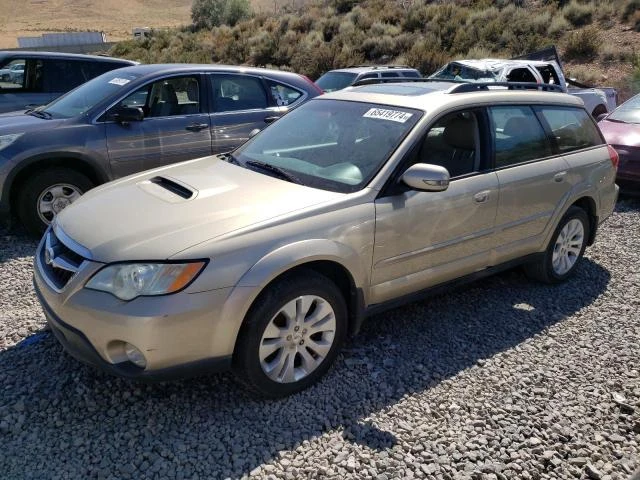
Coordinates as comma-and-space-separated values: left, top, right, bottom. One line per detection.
1, 198, 639, 480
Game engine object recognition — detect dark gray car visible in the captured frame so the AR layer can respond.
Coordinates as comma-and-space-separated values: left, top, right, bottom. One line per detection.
0, 64, 322, 234
0, 51, 137, 113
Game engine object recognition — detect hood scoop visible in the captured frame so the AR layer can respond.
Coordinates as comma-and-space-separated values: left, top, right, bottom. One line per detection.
137, 176, 196, 203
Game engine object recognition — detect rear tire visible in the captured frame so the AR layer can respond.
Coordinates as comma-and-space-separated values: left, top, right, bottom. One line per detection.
524, 206, 589, 284
234, 270, 347, 398
16, 167, 94, 236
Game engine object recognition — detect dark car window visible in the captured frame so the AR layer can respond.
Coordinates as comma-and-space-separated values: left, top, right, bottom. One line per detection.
210, 74, 268, 113
401, 70, 422, 78
416, 110, 481, 178
0, 58, 42, 92
537, 106, 603, 152
44, 60, 85, 92
315, 71, 358, 92
266, 80, 303, 106
489, 106, 553, 167
381, 72, 401, 78
535, 65, 561, 85
506, 67, 537, 83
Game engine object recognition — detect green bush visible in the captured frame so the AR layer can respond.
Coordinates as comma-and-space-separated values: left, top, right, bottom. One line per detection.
621, 0, 640, 21
564, 26, 600, 61
405, 38, 451, 76
191, 0, 252, 29
563, 1, 594, 27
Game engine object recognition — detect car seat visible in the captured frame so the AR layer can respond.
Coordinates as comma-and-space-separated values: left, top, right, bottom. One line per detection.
150, 83, 179, 117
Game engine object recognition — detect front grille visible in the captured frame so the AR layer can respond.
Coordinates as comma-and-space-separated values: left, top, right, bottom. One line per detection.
40, 229, 86, 290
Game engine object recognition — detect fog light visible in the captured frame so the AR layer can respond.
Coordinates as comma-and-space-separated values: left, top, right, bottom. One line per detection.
124, 343, 147, 369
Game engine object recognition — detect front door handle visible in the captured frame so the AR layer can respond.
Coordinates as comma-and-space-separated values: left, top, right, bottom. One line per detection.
554, 171, 567, 182
185, 123, 209, 132
474, 190, 490, 203
264, 116, 280, 124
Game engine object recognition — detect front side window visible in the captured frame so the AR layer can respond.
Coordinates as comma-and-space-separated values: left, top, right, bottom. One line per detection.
489, 106, 553, 167
211, 74, 267, 113
234, 99, 422, 193
381, 71, 401, 78
126, 76, 201, 118
537, 106, 603, 153
416, 110, 480, 178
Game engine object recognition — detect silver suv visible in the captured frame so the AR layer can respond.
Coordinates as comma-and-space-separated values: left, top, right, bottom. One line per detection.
34, 81, 619, 397
315, 65, 422, 92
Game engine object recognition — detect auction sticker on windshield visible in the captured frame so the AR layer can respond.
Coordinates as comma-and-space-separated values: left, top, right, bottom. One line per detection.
108, 78, 131, 86
363, 108, 413, 123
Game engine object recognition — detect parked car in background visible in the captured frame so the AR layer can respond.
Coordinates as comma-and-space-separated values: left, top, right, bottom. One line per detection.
0, 64, 322, 234
0, 51, 137, 114
315, 65, 422, 92
598, 92, 640, 194
34, 80, 618, 397
429, 58, 615, 117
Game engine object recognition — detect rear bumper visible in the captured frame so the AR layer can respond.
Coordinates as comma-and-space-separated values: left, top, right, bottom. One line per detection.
35, 279, 232, 381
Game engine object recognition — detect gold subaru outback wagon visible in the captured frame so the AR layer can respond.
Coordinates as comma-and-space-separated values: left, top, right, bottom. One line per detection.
34, 80, 619, 397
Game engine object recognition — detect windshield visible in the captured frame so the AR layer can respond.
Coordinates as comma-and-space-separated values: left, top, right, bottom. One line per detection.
429, 62, 499, 82
38, 70, 142, 119
608, 94, 640, 124
315, 72, 358, 92
234, 99, 422, 193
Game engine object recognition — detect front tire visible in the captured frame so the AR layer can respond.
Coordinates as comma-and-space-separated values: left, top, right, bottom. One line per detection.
525, 206, 589, 284
16, 167, 94, 236
234, 270, 347, 398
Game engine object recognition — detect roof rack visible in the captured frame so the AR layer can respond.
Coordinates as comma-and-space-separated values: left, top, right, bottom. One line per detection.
346, 64, 413, 70
351, 77, 564, 93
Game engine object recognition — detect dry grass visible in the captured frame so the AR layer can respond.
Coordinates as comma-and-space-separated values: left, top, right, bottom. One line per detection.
0, 0, 192, 48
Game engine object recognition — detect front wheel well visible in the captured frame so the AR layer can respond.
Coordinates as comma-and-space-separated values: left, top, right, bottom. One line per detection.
8, 158, 105, 212
571, 196, 598, 245
591, 104, 608, 118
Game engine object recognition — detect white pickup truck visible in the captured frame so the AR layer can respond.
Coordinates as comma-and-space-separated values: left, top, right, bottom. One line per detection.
429, 58, 616, 117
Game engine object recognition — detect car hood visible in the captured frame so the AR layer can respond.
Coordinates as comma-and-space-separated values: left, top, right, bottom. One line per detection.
599, 119, 640, 147
55, 157, 344, 262
0, 112, 65, 133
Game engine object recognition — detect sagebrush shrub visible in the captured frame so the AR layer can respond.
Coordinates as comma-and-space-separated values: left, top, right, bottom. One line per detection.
563, 1, 594, 27
564, 26, 600, 61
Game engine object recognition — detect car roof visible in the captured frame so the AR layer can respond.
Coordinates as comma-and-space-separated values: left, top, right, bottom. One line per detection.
451, 58, 558, 70
0, 50, 137, 64
104, 63, 304, 80
318, 81, 583, 112
327, 65, 420, 74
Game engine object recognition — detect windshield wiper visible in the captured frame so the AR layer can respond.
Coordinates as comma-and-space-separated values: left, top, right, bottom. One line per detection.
216, 152, 241, 165
27, 110, 52, 119
245, 160, 303, 185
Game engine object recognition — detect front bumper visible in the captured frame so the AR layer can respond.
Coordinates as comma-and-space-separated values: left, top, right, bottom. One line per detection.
33, 233, 236, 380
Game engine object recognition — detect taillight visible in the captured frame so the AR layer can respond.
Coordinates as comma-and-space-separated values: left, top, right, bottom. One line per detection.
607, 144, 619, 169
301, 75, 324, 94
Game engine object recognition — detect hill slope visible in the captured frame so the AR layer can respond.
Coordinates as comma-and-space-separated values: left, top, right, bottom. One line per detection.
0, 0, 192, 48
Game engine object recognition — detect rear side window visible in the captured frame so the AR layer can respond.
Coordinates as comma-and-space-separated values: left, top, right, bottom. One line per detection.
536, 106, 603, 153
535, 65, 560, 85
401, 70, 422, 78
506, 67, 537, 83
381, 71, 401, 78
266, 80, 303, 106
210, 74, 268, 112
44, 60, 86, 92
489, 106, 553, 167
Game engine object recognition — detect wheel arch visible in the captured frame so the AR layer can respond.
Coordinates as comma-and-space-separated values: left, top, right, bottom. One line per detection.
591, 104, 608, 118
570, 195, 598, 245
5, 153, 109, 215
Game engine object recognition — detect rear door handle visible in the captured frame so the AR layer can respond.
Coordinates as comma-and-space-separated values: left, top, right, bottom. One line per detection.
474, 190, 490, 203
185, 123, 209, 132
554, 171, 567, 182
264, 116, 280, 124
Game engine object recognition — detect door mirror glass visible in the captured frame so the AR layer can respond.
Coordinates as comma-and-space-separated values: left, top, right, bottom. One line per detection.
401, 163, 450, 192
114, 106, 144, 123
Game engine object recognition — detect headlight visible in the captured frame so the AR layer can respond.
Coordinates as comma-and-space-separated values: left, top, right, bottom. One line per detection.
0, 133, 23, 152
85, 261, 206, 301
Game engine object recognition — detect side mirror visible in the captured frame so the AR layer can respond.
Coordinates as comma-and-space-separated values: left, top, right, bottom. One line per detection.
248, 128, 261, 138
113, 106, 144, 123
401, 163, 450, 192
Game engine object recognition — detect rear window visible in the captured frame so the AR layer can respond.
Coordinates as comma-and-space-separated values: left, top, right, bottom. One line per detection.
315, 72, 357, 92
536, 106, 604, 152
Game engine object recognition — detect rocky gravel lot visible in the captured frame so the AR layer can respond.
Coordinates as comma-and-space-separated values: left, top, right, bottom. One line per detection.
1, 198, 639, 480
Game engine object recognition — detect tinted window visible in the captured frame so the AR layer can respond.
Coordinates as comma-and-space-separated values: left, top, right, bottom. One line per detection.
266, 80, 303, 106
44, 60, 86, 92
489, 106, 552, 167
537, 106, 603, 152
401, 70, 422, 78
506, 67, 537, 83
417, 110, 480, 178
211, 74, 267, 112
234, 99, 421, 193
315, 71, 358, 92
381, 71, 400, 78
